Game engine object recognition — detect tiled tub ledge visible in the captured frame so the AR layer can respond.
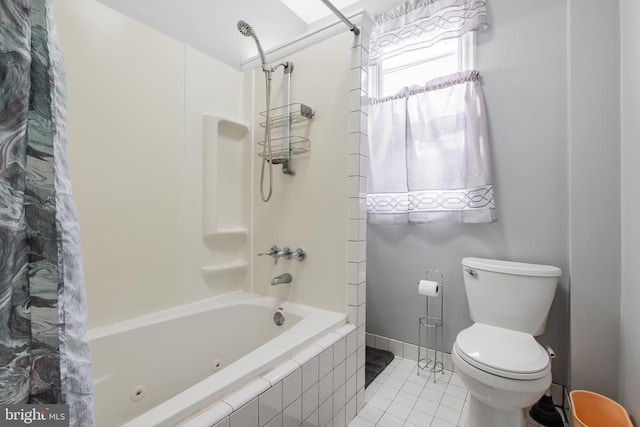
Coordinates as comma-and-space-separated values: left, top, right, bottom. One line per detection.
179, 323, 365, 427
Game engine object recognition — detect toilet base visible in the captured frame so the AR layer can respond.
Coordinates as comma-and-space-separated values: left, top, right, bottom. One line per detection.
466, 394, 526, 427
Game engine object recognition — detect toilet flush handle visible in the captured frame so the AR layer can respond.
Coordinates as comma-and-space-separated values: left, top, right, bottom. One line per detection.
464, 268, 478, 278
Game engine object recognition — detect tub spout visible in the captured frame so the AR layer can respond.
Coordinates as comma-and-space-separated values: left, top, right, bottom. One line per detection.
271, 273, 292, 286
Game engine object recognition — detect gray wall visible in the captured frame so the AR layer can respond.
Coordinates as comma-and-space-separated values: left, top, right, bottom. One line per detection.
366, 0, 571, 384
568, 0, 621, 399
619, 0, 640, 422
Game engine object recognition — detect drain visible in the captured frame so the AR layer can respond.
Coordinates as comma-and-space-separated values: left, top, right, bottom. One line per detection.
274, 310, 285, 326
212, 358, 224, 372
130, 385, 145, 402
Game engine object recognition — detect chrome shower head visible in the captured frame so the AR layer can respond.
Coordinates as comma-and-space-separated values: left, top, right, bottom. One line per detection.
237, 20, 255, 37
237, 20, 268, 65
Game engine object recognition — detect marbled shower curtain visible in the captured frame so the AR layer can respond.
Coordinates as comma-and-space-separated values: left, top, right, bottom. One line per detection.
0, 0, 94, 425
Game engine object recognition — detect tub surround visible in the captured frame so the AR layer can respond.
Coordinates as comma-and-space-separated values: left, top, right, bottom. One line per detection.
54, 0, 248, 327
57, 0, 373, 424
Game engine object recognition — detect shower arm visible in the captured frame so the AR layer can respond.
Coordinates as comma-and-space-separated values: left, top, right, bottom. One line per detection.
319, 0, 360, 35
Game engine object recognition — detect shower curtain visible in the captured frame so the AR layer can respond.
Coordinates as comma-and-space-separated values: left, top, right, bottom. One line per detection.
0, 1, 94, 425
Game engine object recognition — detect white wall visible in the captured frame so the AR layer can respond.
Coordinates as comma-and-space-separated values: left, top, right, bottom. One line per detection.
182, 47, 250, 302
619, 0, 640, 422
55, 0, 247, 328
251, 32, 351, 313
568, 0, 621, 399
366, 0, 571, 384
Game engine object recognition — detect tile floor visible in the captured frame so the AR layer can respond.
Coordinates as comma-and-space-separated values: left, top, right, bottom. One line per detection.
348, 357, 557, 427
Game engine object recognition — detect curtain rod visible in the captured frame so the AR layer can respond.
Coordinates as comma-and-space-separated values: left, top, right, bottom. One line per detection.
319, 0, 360, 35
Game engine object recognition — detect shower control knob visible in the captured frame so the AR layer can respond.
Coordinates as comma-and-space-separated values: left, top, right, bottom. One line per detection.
292, 248, 307, 262
275, 247, 293, 264
258, 246, 280, 259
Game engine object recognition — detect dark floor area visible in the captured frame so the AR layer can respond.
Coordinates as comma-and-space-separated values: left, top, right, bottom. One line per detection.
365, 346, 394, 388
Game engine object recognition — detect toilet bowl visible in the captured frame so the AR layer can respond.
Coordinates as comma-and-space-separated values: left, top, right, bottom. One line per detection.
453, 258, 561, 427
453, 324, 551, 426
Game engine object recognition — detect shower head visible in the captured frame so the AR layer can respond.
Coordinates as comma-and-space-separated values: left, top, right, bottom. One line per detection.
237, 20, 255, 37
237, 20, 268, 66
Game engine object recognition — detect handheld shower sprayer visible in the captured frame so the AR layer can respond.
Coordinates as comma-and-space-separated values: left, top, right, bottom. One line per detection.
237, 20, 268, 68
237, 20, 276, 202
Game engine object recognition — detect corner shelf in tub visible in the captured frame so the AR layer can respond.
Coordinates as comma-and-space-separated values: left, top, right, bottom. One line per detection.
201, 260, 249, 276
203, 227, 249, 240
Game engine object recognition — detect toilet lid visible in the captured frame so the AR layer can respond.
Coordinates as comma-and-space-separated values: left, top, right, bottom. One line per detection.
455, 324, 549, 379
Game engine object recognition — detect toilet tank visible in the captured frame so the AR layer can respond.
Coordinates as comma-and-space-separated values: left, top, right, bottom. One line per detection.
462, 257, 561, 336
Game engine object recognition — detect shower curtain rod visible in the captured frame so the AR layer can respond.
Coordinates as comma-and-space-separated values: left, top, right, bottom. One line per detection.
319, 0, 360, 35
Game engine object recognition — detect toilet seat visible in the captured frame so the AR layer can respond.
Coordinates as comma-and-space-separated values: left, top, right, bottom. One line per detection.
455, 323, 550, 380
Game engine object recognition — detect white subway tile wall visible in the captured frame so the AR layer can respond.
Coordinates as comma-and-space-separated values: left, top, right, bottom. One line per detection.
179, 324, 359, 426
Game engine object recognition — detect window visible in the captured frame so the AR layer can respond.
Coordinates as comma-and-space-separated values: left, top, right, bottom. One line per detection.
370, 32, 475, 98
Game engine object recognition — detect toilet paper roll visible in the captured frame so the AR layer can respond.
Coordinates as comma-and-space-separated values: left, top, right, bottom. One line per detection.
418, 280, 441, 297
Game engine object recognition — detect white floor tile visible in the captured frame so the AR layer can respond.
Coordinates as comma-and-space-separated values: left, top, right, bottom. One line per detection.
393, 390, 419, 408
396, 359, 417, 372
376, 385, 400, 400
406, 373, 430, 387
420, 386, 444, 403
376, 412, 404, 427
385, 400, 412, 421
434, 404, 461, 425
347, 357, 566, 427
439, 394, 465, 412
383, 375, 405, 390
366, 394, 392, 412
348, 416, 375, 427
406, 408, 433, 426
413, 397, 439, 416
448, 374, 465, 389
400, 381, 424, 397
357, 405, 384, 424
430, 417, 458, 427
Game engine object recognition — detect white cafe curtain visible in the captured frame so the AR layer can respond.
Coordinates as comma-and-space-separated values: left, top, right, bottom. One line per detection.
367, 0, 494, 224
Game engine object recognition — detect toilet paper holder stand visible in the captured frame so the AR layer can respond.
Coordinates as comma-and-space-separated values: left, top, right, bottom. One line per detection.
418, 269, 444, 382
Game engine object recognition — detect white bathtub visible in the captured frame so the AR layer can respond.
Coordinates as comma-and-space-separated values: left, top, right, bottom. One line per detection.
87, 291, 346, 427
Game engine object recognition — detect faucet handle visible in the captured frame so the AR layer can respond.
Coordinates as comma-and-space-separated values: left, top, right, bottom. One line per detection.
258, 245, 280, 258
275, 246, 293, 265
292, 247, 307, 262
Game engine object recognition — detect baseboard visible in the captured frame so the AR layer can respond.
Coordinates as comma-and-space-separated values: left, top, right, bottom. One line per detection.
366, 332, 453, 372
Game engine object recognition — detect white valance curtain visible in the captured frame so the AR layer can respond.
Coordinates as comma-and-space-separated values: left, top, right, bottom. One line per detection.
370, 0, 488, 65
367, 0, 495, 224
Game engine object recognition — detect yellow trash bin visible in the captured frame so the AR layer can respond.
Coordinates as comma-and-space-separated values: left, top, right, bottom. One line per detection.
570, 390, 633, 427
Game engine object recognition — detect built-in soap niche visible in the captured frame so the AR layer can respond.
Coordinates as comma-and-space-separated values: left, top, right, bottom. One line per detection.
202, 115, 249, 237
202, 115, 250, 277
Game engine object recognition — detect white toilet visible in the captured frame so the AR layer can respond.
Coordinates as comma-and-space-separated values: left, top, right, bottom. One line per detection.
452, 257, 561, 427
